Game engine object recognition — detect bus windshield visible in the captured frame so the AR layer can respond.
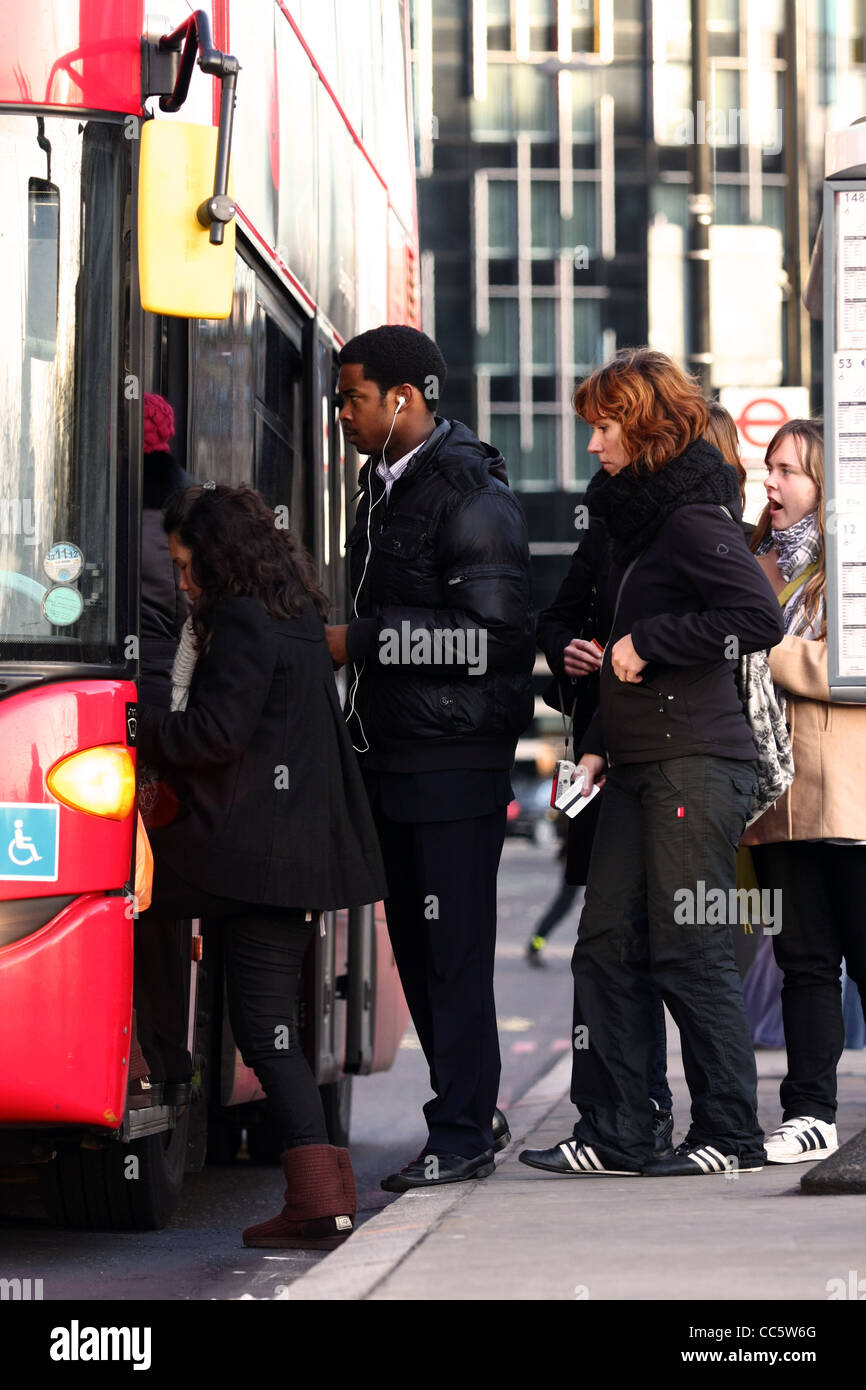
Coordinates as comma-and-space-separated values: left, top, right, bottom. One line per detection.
0, 114, 128, 665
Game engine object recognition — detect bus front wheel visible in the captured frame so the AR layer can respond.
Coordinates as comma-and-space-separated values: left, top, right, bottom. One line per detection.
45, 1107, 190, 1231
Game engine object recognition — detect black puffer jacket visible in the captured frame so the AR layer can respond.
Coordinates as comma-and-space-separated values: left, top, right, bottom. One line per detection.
345, 417, 535, 772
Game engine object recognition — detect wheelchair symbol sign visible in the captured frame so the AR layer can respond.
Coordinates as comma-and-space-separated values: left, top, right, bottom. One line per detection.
0, 804, 59, 881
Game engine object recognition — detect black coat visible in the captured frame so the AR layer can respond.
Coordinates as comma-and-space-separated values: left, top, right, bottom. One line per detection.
579, 441, 784, 766
537, 473, 615, 744
345, 417, 535, 772
138, 596, 387, 911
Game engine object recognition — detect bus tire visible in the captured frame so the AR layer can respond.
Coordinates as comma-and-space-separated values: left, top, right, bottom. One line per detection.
45, 1108, 190, 1231
319, 1077, 352, 1148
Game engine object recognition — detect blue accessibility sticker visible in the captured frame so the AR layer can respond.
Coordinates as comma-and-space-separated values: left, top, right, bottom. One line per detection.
0, 803, 59, 881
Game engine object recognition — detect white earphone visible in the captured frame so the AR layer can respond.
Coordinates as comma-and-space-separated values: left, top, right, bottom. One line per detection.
347, 390, 407, 751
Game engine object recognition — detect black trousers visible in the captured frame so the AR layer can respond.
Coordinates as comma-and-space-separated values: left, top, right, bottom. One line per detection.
138, 862, 328, 1149
571, 755, 764, 1169
751, 841, 866, 1123
534, 871, 673, 1111
373, 806, 506, 1159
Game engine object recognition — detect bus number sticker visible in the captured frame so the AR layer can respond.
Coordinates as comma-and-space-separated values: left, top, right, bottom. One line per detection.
0, 803, 59, 881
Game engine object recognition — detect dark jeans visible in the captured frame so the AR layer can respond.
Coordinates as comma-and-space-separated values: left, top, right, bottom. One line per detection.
535, 872, 672, 1112
374, 807, 506, 1159
139, 862, 328, 1149
751, 841, 866, 1123
571, 755, 763, 1169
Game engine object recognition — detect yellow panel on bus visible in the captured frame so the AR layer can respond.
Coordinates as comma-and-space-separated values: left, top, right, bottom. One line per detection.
138, 120, 235, 320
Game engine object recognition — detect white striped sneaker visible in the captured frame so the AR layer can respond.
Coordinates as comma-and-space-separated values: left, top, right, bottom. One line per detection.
643, 1142, 765, 1175
518, 1139, 642, 1176
764, 1117, 838, 1164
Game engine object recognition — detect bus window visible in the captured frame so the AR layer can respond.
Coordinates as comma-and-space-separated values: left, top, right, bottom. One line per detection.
0, 115, 128, 663
189, 257, 256, 487
189, 249, 308, 546
253, 302, 305, 542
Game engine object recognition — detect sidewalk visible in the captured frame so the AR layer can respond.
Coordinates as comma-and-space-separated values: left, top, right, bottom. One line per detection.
286, 1042, 866, 1301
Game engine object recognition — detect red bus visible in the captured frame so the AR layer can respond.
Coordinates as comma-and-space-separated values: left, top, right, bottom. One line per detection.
0, 0, 415, 1228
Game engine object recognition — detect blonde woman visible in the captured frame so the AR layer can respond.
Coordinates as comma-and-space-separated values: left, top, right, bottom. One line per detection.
743, 420, 866, 1163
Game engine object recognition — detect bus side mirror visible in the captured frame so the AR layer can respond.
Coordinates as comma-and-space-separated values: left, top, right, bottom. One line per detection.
138, 120, 234, 319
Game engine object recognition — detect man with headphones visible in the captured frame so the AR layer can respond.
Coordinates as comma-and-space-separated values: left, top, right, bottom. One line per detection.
327, 325, 535, 1191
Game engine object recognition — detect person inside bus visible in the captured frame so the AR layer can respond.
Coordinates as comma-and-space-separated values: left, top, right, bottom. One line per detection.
326, 325, 535, 1190
133, 392, 197, 1108
136, 483, 387, 1249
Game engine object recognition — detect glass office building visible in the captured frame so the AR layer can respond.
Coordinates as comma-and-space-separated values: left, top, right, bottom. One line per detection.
411, 0, 866, 602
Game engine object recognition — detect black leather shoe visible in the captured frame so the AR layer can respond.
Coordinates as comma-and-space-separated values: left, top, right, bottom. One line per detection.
652, 1107, 674, 1155
492, 1107, 511, 1152
380, 1149, 495, 1192
643, 1142, 765, 1176
519, 1138, 642, 1176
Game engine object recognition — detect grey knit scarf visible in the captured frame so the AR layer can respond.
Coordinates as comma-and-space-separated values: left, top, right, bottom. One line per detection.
756, 511, 823, 639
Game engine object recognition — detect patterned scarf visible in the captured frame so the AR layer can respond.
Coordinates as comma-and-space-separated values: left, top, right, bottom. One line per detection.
756, 511, 823, 639
170, 617, 199, 711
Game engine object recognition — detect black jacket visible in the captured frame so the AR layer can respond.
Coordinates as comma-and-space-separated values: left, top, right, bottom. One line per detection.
578, 441, 784, 765
138, 596, 387, 911
537, 472, 615, 743
345, 417, 535, 772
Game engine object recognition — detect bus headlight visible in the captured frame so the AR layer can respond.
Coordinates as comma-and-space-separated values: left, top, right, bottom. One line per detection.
47, 745, 136, 820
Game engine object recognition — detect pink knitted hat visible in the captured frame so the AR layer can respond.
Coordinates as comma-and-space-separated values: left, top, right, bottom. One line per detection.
143, 392, 175, 453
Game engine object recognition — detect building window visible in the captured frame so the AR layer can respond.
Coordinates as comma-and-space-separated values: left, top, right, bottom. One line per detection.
573, 298, 602, 370
707, 0, 741, 59
530, 0, 556, 52
488, 179, 519, 255
477, 297, 519, 370
571, 70, 598, 142
530, 180, 598, 256
532, 299, 556, 370
472, 63, 556, 139
489, 413, 558, 487
574, 416, 595, 485
487, 0, 511, 51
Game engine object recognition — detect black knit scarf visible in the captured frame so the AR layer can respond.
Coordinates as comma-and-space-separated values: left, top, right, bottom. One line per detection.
586, 437, 739, 564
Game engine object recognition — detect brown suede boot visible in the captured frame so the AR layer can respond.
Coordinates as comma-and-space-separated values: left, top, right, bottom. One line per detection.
336, 1147, 357, 1214
242, 1144, 355, 1250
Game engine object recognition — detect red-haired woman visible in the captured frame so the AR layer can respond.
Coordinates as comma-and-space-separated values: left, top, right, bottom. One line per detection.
520, 349, 783, 1177
743, 421, 866, 1164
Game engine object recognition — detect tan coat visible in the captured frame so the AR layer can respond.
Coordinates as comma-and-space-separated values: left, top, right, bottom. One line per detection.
742, 634, 866, 844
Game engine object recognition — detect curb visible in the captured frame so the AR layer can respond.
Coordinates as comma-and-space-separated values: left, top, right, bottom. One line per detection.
282, 1052, 573, 1301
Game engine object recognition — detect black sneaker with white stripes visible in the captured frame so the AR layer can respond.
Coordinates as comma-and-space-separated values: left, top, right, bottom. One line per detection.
643, 1141, 765, 1176
519, 1139, 642, 1176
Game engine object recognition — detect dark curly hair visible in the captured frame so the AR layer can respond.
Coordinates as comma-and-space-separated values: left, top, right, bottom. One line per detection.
339, 325, 447, 410
163, 484, 329, 652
